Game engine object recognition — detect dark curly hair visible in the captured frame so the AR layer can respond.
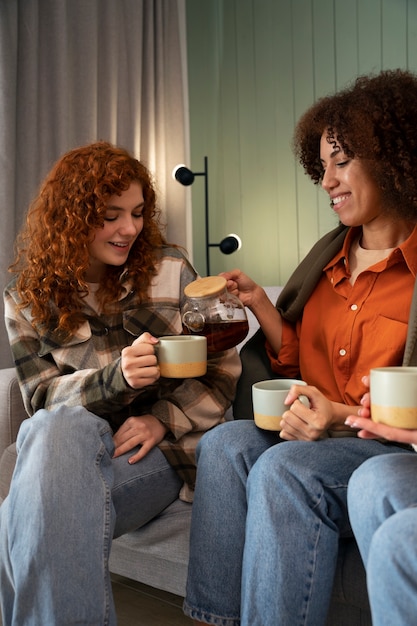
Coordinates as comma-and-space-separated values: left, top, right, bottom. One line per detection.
11, 141, 169, 335
293, 68, 417, 220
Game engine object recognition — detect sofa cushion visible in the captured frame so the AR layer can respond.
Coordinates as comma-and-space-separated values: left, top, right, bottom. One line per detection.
109, 498, 191, 597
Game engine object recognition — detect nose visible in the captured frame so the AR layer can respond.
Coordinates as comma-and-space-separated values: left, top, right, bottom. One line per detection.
321, 165, 338, 193
118, 216, 139, 236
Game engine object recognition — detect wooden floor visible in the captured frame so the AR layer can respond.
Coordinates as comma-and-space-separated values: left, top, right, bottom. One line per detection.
112, 575, 193, 625
0, 576, 193, 625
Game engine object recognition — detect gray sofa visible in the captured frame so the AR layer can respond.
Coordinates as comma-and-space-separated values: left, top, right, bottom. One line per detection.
0, 288, 372, 624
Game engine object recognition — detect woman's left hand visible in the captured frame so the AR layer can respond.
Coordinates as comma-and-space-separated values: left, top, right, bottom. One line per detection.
344, 414, 417, 444
279, 384, 334, 441
344, 375, 417, 445
112, 414, 168, 463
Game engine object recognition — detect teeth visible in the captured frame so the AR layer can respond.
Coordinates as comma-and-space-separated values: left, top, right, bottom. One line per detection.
331, 194, 349, 206
112, 242, 128, 247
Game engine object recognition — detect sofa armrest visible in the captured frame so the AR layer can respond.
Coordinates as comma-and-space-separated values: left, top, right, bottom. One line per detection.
0, 367, 27, 459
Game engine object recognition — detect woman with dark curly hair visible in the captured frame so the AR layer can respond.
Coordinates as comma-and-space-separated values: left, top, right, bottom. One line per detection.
183, 69, 417, 625
0, 142, 240, 624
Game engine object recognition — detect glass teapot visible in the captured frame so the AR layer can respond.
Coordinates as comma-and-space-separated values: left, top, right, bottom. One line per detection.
182, 276, 249, 352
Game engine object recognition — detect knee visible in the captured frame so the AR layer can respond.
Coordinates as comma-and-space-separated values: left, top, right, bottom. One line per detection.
247, 442, 324, 505
348, 457, 389, 525
247, 442, 291, 492
17, 406, 111, 452
350, 455, 393, 493
249, 440, 304, 480
348, 458, 377, 506
248, 447, 277, 487
349, 455, 408, 514
196, 420, 257, 465
195, 421, 268, 494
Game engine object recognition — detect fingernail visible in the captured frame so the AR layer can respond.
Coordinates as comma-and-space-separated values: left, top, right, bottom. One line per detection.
345, 418, 357, 428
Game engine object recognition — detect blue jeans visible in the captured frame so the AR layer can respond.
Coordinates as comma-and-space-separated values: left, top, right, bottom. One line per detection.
348, 453, 417, 626
183, 420, 412, 626
0, 406, 182, 625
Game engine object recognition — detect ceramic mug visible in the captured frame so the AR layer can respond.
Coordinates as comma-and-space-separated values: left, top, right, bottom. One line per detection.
156, 335, 207, 378
370, 366, 417, 429
252, 379, 308, 431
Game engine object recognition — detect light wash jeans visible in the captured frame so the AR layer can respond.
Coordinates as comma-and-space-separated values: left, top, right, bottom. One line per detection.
183, 420, 412, 626
348, 453, 417, 626
0, 406, 183, 626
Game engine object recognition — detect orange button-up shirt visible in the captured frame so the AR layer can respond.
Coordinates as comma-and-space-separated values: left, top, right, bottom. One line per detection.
267, 226, 417, 406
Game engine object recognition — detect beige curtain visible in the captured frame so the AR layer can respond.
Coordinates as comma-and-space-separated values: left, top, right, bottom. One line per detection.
0, 0, 191, 368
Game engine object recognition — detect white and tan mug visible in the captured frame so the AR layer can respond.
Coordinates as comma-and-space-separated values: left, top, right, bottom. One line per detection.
156, 335, 207, 378
370, 366, 417, 429
252, 379, 308, 431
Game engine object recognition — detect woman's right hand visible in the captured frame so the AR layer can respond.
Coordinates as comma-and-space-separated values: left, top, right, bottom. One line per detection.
121, 332, 160, 389
221, 269, 283, 355
220, 269, 264, 309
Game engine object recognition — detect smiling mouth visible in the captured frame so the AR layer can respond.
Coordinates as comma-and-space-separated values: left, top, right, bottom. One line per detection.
330, 194, 350, 208
110, 242, 130, 248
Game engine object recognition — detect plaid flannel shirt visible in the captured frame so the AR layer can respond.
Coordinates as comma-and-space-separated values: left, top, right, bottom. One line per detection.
4, 246, 241, 500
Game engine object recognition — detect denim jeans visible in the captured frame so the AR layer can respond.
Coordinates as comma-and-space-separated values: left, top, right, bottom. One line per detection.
348, 453, 417, 626
183, 420, 411, 626
0, 406, 183, 626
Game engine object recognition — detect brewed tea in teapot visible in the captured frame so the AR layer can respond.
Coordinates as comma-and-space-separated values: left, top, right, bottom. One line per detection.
182, 276, 249, 352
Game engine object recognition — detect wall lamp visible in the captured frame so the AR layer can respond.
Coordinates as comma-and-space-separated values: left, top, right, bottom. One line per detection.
173, 156, 241, 276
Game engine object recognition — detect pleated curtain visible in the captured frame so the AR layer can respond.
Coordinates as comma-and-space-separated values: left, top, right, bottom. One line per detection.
0, 0, 191, 367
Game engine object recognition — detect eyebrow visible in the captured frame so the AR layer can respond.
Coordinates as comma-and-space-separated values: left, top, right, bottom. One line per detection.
320, 148, 342, 165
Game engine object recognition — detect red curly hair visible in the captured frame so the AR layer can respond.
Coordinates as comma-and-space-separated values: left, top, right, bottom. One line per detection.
293, 68, 417, 220
11, 141, 168, 336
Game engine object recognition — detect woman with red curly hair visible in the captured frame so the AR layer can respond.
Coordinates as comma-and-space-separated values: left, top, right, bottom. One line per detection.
184, 69, 417, 626
0, 142, 241, 624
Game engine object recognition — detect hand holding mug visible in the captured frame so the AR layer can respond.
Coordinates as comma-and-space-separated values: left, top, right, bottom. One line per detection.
280, 383, 335, 441
345, 372, 417, 445
121, 332, 160, 389
252, 379, 310, 437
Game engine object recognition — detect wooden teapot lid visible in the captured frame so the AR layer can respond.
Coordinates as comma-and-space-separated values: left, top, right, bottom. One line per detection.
184, 276, 227, 298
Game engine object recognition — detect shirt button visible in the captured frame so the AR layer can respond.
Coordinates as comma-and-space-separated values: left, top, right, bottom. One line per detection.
339, 349, 347, 356
350, 304, 358, 311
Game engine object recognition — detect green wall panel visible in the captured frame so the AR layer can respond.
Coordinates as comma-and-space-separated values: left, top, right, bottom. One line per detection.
186, 0, 417, 284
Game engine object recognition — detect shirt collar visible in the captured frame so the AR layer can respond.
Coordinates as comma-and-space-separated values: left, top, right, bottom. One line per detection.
323, 227, 359, 270
398, 224, 417, 277
324, 224, 417, 278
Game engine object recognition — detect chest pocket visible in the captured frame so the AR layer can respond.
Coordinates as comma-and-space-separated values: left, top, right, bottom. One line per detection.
365, 314, 408, 366
37, 321, 100, 372
123, 305, 182, 338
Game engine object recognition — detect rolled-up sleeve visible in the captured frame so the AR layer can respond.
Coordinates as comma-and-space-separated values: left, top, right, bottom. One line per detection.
266, 318, 301, 379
